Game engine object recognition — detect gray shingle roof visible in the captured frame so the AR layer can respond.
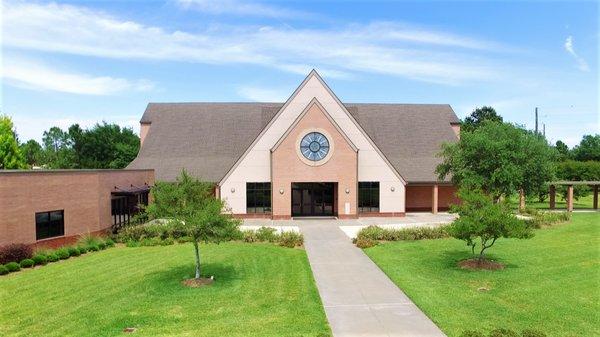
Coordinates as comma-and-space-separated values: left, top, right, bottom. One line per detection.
127, 102, 459, 183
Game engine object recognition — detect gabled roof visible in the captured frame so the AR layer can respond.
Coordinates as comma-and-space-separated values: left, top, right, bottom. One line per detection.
127, 101, 459, 183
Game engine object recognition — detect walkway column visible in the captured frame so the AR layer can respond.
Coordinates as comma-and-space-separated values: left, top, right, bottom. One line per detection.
432, 184, 439, 214
593, 185, 598, 210
549, 185, 556, 210
518, 189, 525, 212
567, 185, 574, 212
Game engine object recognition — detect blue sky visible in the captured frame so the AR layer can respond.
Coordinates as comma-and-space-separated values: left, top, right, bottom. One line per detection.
1, 0, 598, 147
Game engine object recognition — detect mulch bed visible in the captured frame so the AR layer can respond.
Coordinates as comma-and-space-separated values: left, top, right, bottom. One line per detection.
182, 277, 214, 288
458, 258, 505, 270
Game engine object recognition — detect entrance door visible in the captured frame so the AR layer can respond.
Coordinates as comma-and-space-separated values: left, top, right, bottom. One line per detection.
291, 183, 336, 217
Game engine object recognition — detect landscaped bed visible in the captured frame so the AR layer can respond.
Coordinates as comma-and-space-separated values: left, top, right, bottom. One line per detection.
0, 242, 331, 337
363, 213, 600, 337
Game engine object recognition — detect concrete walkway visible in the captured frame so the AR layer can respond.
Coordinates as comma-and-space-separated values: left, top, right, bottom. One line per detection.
300, 221, 446, 337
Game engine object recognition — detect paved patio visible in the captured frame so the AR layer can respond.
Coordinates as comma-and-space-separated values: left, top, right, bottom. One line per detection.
299, 220, 446, 337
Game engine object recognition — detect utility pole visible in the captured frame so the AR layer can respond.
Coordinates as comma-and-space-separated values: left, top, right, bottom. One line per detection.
535, 107, 539, 134
543, 123, 546, 137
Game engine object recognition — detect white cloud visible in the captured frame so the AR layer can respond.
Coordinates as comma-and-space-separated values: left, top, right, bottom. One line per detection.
176, 0, 313, 19
564, 36, 589, 72
1, 0, 508, 85
238, 86, 289, 101
2, 58, 154, 95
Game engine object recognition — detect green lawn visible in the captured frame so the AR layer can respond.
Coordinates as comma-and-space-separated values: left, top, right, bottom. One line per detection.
364, 213, 600, 337
0, 243, 331, 337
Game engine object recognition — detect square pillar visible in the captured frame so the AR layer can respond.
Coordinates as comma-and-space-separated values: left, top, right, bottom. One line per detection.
593, 185, 598, 210
567, 185, 574, 212
549, 185, 555, 210
432, 184, 439, 214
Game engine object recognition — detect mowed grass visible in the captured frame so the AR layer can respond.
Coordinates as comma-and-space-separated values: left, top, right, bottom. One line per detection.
364, 213, 600, 337
0, 243, 331, 337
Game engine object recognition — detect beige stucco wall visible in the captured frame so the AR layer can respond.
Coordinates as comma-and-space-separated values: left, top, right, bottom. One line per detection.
220, 73, 405, 214
271, 103, 358, 218
0, 170, 154, 246
140, 123, 151, 147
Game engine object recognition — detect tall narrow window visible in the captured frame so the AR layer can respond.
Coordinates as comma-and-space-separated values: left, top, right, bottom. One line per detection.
358, 182, 380, 213
246, 182, 271, 213
35, 210, 65, 240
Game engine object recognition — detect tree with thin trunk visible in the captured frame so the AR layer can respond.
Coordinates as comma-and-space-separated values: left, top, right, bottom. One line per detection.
145, 170, 239, 280
448, 188, 533, 262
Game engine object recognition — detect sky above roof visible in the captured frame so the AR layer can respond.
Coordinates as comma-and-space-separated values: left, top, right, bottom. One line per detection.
1, 0, 598, 147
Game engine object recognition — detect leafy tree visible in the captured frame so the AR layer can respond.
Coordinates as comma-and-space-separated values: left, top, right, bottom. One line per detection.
19, 139, 43, 167
437, 121, 555, 202
554, 140, 571, 161
145, 170, 239, 280
572, 134, 600, 161
42, 126, 75, 168
462, 106, 503, 132
449, 188, 533, 261
71, 122, 139, 169
0, 115, 26, 169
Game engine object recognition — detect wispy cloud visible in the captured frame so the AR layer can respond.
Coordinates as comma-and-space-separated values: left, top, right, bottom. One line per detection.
238, 86, 289, 101
176, 0, 313, 19
2, 57, 154, 95
2, 0, 509, 85
564, 36, 589, 72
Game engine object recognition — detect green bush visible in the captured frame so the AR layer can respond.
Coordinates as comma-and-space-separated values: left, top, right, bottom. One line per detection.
5, 261, 20, 272
176, 236, 192, 244
46, 253, 59, 262
140, 237, 163, 246
529, 211, 571, 228
356, 225, 449, 243
460, 331, 485, 337
78, 235, 102, 247
159, 237, 175, 246
105, 238, 115, 247
489, 328, 519, 337
521, 329, 546, 337
32, 254, 48, 266
0, 264, 8, 275
278, 231, 303, 248
20, 259, 35, 268
78, 245, 89, 254
56, 248, 70, 260
256, 227, 278, 242
68, 247, 81, 257
87, 244, 99, 252
98, 241, 107, 250
125, 240, 141, 247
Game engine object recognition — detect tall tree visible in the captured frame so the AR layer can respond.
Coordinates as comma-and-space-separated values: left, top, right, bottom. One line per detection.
437, 121, 555, 201
72, 122, 139, 169
554, 140, 571, 161
462, 106, 503, 132
19, 139, 43, 167
572, 134, 600, 161
42, 126, 75, 168
0, 115, 26, 169
144, 170, 239, 281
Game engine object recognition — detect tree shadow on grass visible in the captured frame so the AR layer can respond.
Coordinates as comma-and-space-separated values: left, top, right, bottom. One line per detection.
145, 263, 237, 289
439, 250, 520, 272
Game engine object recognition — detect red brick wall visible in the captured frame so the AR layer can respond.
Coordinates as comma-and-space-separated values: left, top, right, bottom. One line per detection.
406, 185, 458, 211
0, 170, 154, 246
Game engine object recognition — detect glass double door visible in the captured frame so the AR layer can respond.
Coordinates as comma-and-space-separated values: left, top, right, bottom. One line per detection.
291, 183, 336, 217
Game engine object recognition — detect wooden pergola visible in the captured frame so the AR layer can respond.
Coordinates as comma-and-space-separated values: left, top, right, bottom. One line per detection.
548, 181, 600, 211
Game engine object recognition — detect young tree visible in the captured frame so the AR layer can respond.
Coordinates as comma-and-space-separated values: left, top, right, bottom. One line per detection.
437, 121, 555, 202
20, 139, 43, 167
449, 188, 533, 262
462, 106, 503, 132
145, 170, 239, 280
0, 115, 26, 169
572, 134, 600, 161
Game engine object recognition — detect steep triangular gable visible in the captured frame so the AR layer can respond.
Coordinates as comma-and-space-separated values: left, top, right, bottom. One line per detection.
219, 69, 406, 186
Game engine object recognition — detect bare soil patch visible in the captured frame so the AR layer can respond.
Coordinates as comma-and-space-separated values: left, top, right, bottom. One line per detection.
182, 277, 214, 288
458, 259, 505, 270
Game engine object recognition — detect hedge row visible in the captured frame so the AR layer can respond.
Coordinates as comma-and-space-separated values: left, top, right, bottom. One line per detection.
0, 236, 115, 276
117, 223, 304, 248
520, 208, 571, 228
353, 225, 449, 248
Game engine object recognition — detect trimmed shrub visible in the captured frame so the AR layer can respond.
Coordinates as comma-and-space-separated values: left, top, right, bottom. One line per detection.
56, 248, 70, 260
87, 244, 99, 252
278, 231, 303, 248
98, 241, 107, 250
46, 253, 59, 262
354, 236, 377, 249
489, 328, 519, 337
528, 211, 571, 228
125, 240, 141, 247
521, 329, 546, 337
140, 237, 162, 246
105, 238, 115, 247
159, 237, 175, 246
0, 243, 33, 264
68, 247, 81, 257
20, 259, 35, 268
0, 264, 8, 275
460, 331, 485, 337
256, 227, 278, 242
355, 225, 449, 244
32, 254, 48, 266
5, 261, 20, 272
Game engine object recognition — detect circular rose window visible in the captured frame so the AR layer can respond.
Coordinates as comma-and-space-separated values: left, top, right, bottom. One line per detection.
300, 132, 330, 161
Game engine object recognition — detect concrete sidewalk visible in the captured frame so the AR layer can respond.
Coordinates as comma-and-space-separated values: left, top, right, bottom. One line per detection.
300, 221, 446, 337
